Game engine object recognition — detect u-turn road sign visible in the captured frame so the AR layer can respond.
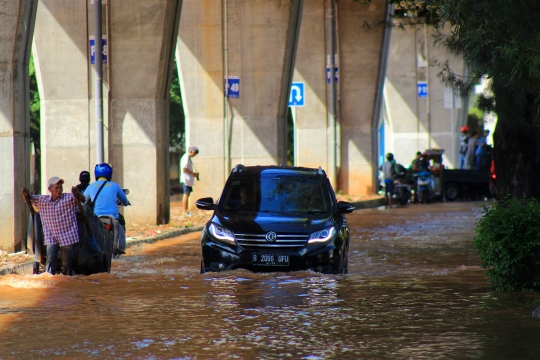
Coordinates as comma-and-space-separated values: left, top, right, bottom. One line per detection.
289, 82, 305, 107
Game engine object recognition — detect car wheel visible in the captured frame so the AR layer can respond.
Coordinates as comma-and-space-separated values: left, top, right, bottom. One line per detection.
200, 258, 206, 274
445, 183, 460, 201
342, 247, 349, 274
103, 253, 110, 273
333, 247, 348, 275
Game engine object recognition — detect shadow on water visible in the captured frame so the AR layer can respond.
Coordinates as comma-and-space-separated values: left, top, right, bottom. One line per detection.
1, 202, 540, 358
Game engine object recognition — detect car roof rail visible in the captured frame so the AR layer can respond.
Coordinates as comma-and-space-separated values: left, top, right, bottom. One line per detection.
232, 164, 245, 173
317, 166, 324, 175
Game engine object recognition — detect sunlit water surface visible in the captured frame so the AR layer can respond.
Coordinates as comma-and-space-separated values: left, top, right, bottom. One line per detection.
1, 202, 540, 359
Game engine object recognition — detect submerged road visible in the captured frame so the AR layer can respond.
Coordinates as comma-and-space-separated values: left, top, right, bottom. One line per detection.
1, 202, 540, 358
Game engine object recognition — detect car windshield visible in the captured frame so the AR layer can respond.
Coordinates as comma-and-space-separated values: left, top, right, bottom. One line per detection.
219, 175, 333, 214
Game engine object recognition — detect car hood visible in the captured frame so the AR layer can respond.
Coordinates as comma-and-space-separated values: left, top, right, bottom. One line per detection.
212, 211, 334, 234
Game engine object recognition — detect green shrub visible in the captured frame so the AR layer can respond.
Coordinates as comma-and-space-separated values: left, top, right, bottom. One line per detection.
473, 197, 540, 291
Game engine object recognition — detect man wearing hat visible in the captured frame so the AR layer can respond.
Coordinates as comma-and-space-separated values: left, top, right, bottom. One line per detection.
22, 176, 86, 275
180, 146, 200, 215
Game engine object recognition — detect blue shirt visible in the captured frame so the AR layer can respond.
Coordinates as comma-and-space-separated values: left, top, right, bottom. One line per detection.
475, 136, 487, 155
83, 180, 129, 219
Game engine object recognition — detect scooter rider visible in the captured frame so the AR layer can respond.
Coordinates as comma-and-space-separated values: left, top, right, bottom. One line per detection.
83, 163, 129, 229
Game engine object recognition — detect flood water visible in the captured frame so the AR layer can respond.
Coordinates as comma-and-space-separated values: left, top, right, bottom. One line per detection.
1, 202, 540, 359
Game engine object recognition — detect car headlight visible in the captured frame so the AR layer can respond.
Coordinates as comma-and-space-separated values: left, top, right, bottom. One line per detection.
308, 226, 336, 244
209, 223, 236, 245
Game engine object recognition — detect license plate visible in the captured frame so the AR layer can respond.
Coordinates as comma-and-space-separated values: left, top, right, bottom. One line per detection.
252, 253, 289, 266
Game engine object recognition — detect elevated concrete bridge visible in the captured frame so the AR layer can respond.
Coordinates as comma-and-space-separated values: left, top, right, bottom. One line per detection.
1, 0, 466, 252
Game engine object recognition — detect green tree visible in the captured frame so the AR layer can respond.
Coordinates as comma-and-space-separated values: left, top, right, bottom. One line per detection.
388, 0, 540, 200
29, 54, 41, 193
170, 60, 185, 151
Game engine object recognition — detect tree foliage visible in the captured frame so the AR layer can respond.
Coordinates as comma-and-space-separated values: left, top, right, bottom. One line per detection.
169, 60, 185, 152
29, 54, 41, 193
389, 0, 540, 200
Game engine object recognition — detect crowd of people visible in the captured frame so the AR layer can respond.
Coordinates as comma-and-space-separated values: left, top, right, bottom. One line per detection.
458, 126, 492, 171
380, 125, 492, 206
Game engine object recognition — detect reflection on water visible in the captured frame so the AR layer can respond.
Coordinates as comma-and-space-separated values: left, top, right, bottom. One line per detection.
1, 203, 540, 359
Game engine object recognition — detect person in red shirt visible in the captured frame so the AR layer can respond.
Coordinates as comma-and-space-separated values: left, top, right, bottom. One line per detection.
22, 176, 85, 275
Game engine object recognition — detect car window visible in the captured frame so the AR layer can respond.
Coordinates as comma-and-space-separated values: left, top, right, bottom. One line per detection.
220, 175, 332, 214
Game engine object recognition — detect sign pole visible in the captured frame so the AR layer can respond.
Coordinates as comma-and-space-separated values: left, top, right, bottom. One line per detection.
94, 0, 104, 164
451, 85, 455, 167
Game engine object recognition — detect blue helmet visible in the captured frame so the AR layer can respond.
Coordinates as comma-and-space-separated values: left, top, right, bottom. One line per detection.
94, 163, 113, 181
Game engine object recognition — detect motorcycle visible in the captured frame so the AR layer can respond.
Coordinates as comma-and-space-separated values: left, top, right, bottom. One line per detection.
393, 167, 413, 206
98, 189, 130, 258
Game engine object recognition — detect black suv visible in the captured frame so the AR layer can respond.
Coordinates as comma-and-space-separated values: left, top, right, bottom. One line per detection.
196, 165, 354, 274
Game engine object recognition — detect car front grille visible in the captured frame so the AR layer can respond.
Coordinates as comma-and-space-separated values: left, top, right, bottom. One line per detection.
235, 233, 308, 251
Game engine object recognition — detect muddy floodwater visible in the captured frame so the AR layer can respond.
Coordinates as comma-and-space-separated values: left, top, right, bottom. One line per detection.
2, 202, 540, 359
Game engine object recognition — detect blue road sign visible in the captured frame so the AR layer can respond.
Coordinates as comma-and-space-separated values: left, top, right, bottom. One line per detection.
417, 81, 428, 98
289, 82, 305, 107
89, 36, 107, 64
326, 66, 339, 84
225, 77, 240, 98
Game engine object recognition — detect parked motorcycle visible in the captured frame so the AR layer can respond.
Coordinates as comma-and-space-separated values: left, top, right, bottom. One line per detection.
393, 166, 413, 206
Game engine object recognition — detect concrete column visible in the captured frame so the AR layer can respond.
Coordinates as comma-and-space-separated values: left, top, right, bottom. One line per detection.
383, 22, 418, 163
337, 0, 388, 194
293, 0, 330, 172
176, 0, 226, 202
0, 0, 37, 252
384, 23, 466, 169
178, 0, 303, 202
33, 0, 93, 191
108, 0, 181, 225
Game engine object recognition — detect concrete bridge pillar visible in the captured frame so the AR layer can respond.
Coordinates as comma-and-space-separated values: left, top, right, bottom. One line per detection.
384, 23, 466, 168
294, 0, 389, 194
33, 0, 94, 190
108, 0, 181, 225
177, 0, 303, 202
337, 0, 389, 194
0, 0, 37, 252
33, 1, 181, 226
292, 0, 329, 172
176, 0, 226, 201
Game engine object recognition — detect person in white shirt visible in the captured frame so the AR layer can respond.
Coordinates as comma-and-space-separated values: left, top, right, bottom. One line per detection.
180, 146, 200, 215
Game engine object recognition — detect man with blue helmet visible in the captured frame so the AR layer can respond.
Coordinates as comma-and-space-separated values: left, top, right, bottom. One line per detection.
83, 163, 129, 229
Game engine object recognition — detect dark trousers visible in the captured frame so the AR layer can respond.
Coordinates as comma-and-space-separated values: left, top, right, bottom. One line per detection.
117, 213, 126, 231
46, 244, 75, 276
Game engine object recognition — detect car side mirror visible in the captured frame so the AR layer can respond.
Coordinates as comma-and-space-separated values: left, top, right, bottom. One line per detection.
196, 197, 216, 210
337, 201, 355, 214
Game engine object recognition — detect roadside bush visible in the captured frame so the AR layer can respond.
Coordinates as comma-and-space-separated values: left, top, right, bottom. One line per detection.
473, 197, 540, 291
